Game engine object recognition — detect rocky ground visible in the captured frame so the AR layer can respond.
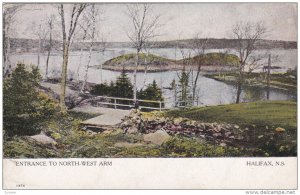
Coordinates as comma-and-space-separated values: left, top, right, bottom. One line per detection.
120, 109, 246, 147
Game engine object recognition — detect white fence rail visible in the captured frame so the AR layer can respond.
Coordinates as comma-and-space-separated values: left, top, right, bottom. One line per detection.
95, 96, 166, 111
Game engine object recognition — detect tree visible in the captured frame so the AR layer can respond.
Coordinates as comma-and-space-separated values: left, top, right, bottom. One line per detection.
125, 4, 161, 101
191, 34, 208, 102
45, 15, 55, 80
3, 4, 23, 77
138, 80, 164, 108
113, 69, 134, 99
3, 63, 56, 136
28, 20, 49, 68
57, 4, 87, 112
175, 45, 193, 107
79, 4, 105, 93
232, 21, 267, 103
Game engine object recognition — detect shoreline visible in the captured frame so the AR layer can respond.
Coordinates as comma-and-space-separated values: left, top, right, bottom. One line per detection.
91, 64, 237, 73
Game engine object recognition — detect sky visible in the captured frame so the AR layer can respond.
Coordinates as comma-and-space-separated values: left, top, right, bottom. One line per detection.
9, 3, 298, 42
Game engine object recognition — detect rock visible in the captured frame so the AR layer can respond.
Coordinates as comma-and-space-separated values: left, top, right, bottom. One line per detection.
229, 136, 235, 139
234, 125, 240, 129
220, 142, 227, 147
173, 117, 183, 125
121, 121, 131, 127
86, 130, 97, 136
197, 123, 205, 129
258, 135, 264, 139
30, 134, 57, 146
212, 133, 222, 138
275, 127, 285, 133
225, 131, 232, 137
214, 125, 222, 132
127, 127, 139, 134
143, 129, 171, 145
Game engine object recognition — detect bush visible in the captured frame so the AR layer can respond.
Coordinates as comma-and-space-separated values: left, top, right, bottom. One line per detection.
3, 63, 57, 136
138, 80, 164, 108
90, 82, 112, 96
90, 70, 134, 99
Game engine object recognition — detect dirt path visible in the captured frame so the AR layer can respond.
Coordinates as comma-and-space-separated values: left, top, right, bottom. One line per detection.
72, 105, 130, 126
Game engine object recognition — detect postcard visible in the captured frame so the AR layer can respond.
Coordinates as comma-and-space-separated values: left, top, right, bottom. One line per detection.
2, 2, 297, 190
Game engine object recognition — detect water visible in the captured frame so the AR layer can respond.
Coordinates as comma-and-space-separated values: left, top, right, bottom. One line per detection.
10, 48, 297, 107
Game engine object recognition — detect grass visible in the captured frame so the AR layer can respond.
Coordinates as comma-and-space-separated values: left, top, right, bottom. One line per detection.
166, 100, 297, 156
103, 53, 171, 66
166, 101, 296, 131
182, 52, 240, 66
4, 99, 297, 158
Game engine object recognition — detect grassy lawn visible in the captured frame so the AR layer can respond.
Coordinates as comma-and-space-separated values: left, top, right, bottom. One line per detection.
166, 100, 297, 156
166, 101, 296, 131
4, 101, 297, 158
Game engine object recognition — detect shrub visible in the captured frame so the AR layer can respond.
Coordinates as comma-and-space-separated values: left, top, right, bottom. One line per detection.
138, 80, 164, 108
3, 63, 57, 136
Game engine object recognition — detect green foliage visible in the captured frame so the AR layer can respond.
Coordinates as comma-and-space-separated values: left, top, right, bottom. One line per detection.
3, 63, 57, 136
90, 82, 111, 96
253, 131, 297, 157
103, 53, 169, 66
3, 136, 59, 158
90, 70, 133, 99
190, 52, 240, 66
175, 70, 193, 107
166, 101, 297, 156
138, 80, 164, 108
112, 70, 134, 98
162, 136, 243, 157
166, 101, 296, 130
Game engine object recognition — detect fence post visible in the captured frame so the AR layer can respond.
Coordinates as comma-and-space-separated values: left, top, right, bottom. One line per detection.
114, 98, 117, 109
159, 101, 162, 111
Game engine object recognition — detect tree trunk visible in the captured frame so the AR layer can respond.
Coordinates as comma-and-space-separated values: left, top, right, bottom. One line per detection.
76, 47, 84, 84
192, 64, 201, 103
3, 24, 11, 77
142, 50, 149, 90
37, 37, 41, 68
133, 50, 140, 100
45, 27, 52, 80
235, 71, 243, 103
60, 42, 69, 112
80, 43, 93, 93
266, 54, 271, 100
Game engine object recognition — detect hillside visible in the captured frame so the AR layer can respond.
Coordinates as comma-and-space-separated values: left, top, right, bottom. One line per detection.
165, 100, 297, 156
9, 38, 297, 53
96, 53, 180, 72
181, 52, 240, 66
150, 39, 297, 49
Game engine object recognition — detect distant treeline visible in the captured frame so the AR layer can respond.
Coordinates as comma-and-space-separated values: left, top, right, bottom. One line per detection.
9, 38, 297, 53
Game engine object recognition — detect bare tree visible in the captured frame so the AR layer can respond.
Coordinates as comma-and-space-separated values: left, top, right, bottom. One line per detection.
232, 21, 267, 103
3, 4, 23, 77
176, 46, 193, 107
57, 3, 87, 112
125, 4, 161, 101
45, 15, 55, 80
79, 4, 104, 93
28, 20, 48, 68
191, 34, 208, 102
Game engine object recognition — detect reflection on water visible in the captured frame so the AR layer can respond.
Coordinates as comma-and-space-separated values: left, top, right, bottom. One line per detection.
10, 49, 297, 107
